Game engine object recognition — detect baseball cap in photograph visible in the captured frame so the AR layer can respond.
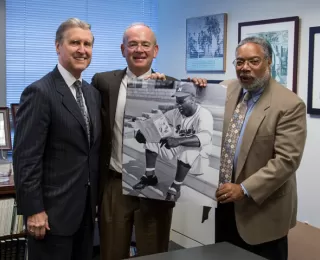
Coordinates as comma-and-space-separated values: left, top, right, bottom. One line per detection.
172, 82, 197, 98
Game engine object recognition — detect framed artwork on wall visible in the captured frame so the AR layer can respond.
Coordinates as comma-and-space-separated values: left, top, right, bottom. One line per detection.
186, 13, 227, 72
10, 103, 19, 127
0, 107, 12, 150
307, 26, 320, 115
238, 16, 299, 93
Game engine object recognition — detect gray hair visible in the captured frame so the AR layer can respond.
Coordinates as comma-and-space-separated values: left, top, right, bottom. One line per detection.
55, 18, 94, 44
122, 22, 157, 44
236, 36, 273, 60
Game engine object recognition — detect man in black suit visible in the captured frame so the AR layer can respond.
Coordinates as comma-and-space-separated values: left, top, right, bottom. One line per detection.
91, 22, 206, 259
13, 18, 101, 260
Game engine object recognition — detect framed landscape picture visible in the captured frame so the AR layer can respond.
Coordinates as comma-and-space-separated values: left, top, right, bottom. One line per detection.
186, 13, 227, 72
307, 26, 320, 115
238, 16, 299, 93
0, 107, 12, 150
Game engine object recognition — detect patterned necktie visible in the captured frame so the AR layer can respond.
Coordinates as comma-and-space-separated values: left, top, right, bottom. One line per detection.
219, 91, 251, 185
74, 80, 91, 145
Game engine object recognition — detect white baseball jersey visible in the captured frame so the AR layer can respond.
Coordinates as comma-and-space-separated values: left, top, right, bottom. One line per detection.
164, 104, 214, 146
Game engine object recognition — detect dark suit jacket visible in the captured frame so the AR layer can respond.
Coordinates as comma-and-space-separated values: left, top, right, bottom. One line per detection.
13, 66, 102, 236
91, 68, 176, 211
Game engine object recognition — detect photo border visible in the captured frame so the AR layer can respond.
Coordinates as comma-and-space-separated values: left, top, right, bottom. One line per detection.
181, 79, 222, 84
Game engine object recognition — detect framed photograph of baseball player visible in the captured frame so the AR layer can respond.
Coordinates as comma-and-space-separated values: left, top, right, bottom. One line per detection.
121, 79, 226, 207
0, 107, 12, 150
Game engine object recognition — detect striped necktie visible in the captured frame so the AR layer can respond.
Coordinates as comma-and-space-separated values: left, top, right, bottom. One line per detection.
74, 80, 91, 145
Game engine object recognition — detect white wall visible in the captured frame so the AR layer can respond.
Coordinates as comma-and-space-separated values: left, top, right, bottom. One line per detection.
157, 0, 320, 238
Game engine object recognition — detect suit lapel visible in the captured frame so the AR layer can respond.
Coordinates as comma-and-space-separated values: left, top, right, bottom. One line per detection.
234, 81, 272, 181
108, 69, 126, 129
82, 81, 96, 145
53, 67, 87, 137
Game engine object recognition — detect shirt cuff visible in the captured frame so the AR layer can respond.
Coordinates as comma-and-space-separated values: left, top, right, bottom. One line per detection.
241, 183, 250, 197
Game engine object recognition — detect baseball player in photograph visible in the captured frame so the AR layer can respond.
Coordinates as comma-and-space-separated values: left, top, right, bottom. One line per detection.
134, 83, 214, 201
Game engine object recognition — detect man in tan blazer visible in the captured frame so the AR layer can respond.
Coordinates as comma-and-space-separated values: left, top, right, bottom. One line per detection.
215, 36, 307, 260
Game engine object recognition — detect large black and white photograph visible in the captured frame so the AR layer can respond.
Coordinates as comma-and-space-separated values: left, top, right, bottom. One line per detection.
121, 79, 226, 207
186, 13, 227, 72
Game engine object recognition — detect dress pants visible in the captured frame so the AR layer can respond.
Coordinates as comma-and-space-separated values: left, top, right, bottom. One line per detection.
27, 190, 94, 260
215, 202, 288, 260
99, 170, 173, 260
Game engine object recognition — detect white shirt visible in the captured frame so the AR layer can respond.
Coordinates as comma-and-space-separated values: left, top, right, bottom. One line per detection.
57, 62, 89, 116
109, 67, 152, 173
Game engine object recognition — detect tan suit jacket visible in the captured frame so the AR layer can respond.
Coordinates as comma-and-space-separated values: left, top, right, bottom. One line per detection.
221, 78, 307, 245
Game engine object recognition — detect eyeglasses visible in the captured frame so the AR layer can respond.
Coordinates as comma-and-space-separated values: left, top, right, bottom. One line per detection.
126, 42, 154, 51
232, 58, 265, 69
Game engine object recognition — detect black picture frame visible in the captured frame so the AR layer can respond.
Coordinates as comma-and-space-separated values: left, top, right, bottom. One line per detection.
238, 16, 299, 93
307, 26, 320, 115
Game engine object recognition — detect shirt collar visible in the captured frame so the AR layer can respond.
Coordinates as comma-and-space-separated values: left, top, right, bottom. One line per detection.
57, 62, 82, 87
126, 67, 152, 80
243, 87, 264, 104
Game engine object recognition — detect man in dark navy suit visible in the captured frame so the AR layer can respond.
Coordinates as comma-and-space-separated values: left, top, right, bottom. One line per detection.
13, 18, 101, 260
